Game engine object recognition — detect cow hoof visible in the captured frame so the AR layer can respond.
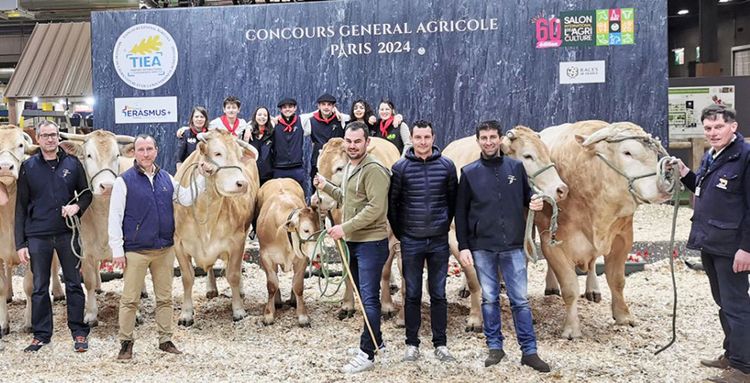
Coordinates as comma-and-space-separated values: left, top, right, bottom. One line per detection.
206, 291, 219, 300
337, 309, 355, 320
389, 284, 399, 295
395, 319, 405, 328
5, 297, 11, 304
298, 319, 311, 328
135, 316, 144, 326
53, 295, 66, 302
544, 288, 561, 296
584, 291, 602, 303
381, 311, 396, 320
262, 317, 274, 326
2, 326, 10, 335
561, 327, 582, 340
464, 324, 482, 333
86, 319, 99, 328
178, 318, 194, 327
95, 289, 104, 295
140, 291, 148, 299
457, 288, 471, 299
232, 310, 247, 322
614, 316, 636, 327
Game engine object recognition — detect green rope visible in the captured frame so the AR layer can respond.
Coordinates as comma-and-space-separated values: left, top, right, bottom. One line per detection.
306, 229, 350, 298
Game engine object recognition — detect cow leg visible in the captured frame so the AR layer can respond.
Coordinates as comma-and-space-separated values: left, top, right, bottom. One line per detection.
226, 253, 246, 322
206, 266, 218, 300
584, 258, 602, 303
395, 255, 406, 327
544, 266, 561, 296
292, 256, 310, 327
81, 256, 100, 326
22, 266, 33, 333
51, 251, 65, 302
4, 264, 13, 303
449, 227, 483, 332
95, 261, 103, 294
175, 253, 195, 327
260, 254, 278, 325
338, 279, 355, 320
605, 233, 635, 327
0, 262, 9, 334
542, 241, 582, 339
380, 234, 398, 319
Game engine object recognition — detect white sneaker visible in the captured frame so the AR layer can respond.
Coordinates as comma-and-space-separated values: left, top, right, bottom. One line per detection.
434, 346, 456, 362
341, 350, 375, 374
402, 345, 420, 362
347, 343, 386, 356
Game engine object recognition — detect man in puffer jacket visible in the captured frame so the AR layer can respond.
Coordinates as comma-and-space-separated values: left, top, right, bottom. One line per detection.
388, 120, 458, 363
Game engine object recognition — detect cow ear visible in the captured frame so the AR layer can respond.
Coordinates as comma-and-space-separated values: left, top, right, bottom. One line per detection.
500, 136, 513, 155
240, 146, 258, 164
197, 141, 207, 154
284, 217, 297, 232
59, 141, 84, 157
120, 143, 135, 157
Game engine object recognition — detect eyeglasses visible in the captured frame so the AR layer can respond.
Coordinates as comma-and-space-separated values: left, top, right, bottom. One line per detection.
39, 133, 59, 140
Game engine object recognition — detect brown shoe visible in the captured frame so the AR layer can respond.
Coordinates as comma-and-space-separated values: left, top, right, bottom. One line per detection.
707, 367, 750, 383
158, 341, 183, 354
702, 354, 731, 370
117, 340, 133, 360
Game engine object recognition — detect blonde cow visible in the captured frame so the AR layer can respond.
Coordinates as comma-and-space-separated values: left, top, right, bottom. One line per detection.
59, 131, 135, 326
256, 179, 321, 326
442, 126, 569, 331
314, 137, 402, 320
173, 129, 259, 325
0, 125, 70, 334
536, 121, 674, 339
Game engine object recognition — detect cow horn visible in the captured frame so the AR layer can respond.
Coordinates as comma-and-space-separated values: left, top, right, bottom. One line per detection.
197, 132, 208, 142
115, 135, 135, 144
21, 131, 34, 145
60, 132, 87, 141
235, 137, 259, 158
505, 129, 517, 140
580, 125, 616, 147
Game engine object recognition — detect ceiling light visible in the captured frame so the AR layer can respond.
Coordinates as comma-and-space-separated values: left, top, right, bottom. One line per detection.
677, 9, 689, 15
85, 97, 95, 105
719, 0, 731, 3
32, 96, 38, 102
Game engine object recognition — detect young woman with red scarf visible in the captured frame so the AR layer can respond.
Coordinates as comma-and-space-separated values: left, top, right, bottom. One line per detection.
175, 106, 209, 171
373, 100, 411, 155
244, 106, 275, 185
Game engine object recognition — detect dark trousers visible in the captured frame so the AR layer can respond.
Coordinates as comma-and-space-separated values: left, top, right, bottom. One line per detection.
400, 234, 450, 348
348, 239, 389, 359
702, 251, 750, 373
28, 233, 89, 343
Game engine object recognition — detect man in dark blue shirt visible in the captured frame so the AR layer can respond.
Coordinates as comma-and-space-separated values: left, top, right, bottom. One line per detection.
675, 105, 750, 383
454, 120, 549, 372
15, 121, 92, 353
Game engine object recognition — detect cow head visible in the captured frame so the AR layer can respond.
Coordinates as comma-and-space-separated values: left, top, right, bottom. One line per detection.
196, 130, 258, 196
576, 122, 672, 204
60, 131, 135, 196
501, 126, 569, 202
0, 125, 37, 184
285, 206, 322, 259
314, 137, 348, 212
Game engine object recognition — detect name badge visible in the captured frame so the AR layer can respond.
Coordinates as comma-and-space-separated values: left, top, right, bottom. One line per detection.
716, 178, 728, 190
695, 186, 701, 197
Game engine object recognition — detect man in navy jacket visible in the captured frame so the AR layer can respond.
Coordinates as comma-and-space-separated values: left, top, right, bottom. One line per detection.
16, 121, 92, 353
675, 105, 750, 383
454, 120, 549, 372
388, 120, 457, 363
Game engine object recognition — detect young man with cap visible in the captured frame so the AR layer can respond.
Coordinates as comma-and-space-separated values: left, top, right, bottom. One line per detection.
16, 120, 92, 353
307, 93, 349, 185
272, 97, 312, 196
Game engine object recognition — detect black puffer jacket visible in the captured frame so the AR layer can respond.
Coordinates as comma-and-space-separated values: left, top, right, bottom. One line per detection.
388, 146, 457, 239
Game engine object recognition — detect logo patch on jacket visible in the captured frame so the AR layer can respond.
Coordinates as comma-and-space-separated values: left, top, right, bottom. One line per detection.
507, 175, 516, 184
187, 138, 196, 144
717, 177, 728, 190
62, 169, 70, 178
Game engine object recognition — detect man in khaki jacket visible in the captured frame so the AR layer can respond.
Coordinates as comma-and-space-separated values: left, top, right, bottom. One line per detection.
314, 121, 390, 374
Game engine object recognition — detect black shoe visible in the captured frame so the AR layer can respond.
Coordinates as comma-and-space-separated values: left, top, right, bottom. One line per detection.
24, 338, 48, 352
484, 349, 505, 367
74, 336, 89, 352
117, 340, 134, 360
521, 353, 551, 372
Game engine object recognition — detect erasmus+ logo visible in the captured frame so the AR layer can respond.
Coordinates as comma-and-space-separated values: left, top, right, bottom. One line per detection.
121, 105, 171, 119
113, 24, 178, 90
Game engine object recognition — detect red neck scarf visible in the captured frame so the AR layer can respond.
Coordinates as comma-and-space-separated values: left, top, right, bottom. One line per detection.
278, 114, 298, 133
257, 124, 267, 135
221, 115, 240, 136
313, 111, 336, 124
379, 116, 394, 137
190, 125, 207, 136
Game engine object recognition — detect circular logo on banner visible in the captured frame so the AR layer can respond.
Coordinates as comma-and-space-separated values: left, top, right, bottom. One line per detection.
113, 24, 178, 90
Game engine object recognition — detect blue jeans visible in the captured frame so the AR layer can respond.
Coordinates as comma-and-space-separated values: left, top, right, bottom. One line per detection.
400, 234, 449, 348
348, 238, 389, 359
473, 248, 537, 355
702, 252, 750, 373
273, 166, 308, 199
28, 234, 89, 343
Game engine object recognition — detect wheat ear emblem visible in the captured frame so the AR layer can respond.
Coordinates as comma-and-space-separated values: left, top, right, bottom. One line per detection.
129, 35, 162, 55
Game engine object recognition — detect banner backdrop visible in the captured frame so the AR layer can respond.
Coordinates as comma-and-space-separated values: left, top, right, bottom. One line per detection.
92, 0, 668, 172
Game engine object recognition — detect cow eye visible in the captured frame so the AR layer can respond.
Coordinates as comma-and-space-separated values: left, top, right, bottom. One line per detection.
214, 152, 222, 157
87, 154, 93, 159
523, 154, 533, 160
334, 166, 343, 173
18, 143, 23, 148
623, 151, 632, 157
